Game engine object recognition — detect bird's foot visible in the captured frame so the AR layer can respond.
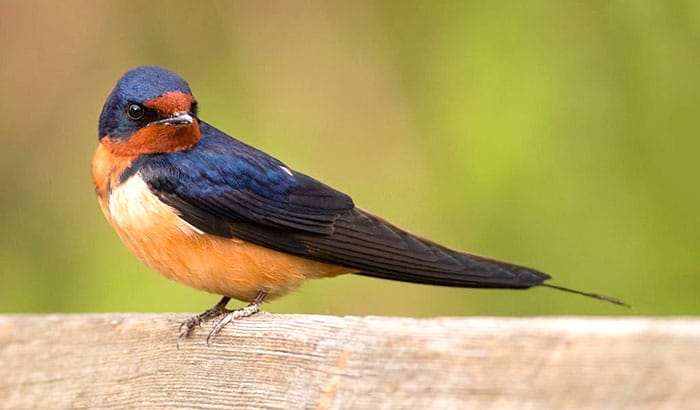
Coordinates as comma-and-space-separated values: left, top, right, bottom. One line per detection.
177, 296, 231, 348
177, 291, 268, 348
206, 302, 262, 345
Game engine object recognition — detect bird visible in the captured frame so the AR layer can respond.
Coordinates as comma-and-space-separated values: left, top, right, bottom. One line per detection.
92, 66, 627, 344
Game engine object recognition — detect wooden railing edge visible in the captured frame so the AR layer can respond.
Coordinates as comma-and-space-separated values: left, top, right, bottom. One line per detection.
1, 314, 698, 409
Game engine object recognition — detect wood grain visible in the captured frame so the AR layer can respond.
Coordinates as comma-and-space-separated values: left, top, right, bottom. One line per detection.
0, 314, 698, 409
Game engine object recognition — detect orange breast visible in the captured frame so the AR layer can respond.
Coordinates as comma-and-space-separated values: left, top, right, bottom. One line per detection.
100, 173, 353, 302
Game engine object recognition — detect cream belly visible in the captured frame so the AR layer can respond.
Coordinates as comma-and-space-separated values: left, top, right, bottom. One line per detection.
105, 174, 352, 302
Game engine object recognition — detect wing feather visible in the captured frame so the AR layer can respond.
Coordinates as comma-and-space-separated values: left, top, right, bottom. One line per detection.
140, 122, 549, 289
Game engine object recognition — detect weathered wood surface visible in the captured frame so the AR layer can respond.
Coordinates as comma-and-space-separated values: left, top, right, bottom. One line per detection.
0, 314, 698, 409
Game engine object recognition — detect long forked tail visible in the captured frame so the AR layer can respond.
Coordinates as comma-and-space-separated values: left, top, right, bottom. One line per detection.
233, 203, 629, 307
314, 210, 629, 307
542, 283, 630, 307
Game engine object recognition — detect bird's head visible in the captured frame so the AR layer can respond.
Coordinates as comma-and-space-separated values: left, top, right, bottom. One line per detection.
98, 66, 201, 156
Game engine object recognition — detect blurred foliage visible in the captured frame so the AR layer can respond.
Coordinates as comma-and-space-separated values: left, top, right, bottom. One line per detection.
0, 1, 698, 316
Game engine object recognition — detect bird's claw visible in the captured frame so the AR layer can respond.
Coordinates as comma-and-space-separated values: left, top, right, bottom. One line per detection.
177, 292, 266, 347
177, 315, 208, 349
178, 315, 201, 333
176, 296, 232, 348
206, 302, 262, 345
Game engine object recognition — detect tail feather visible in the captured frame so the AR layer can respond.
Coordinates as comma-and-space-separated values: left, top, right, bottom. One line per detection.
542, 283, 630, 307
229, 207, 628, 306
355, 250, 550, 289
343, 212, 629, 307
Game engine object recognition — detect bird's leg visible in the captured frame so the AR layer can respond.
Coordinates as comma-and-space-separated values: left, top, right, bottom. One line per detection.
207, 291, 267, 345
177, 296, 231, 347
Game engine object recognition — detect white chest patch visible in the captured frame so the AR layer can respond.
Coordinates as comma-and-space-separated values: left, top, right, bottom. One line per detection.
109, 175, 203, 236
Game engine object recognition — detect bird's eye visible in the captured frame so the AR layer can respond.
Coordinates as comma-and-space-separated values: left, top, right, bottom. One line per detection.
126, 103, 144, 120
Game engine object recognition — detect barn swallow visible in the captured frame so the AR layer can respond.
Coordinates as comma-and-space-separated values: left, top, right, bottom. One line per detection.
92, 66, 627, 344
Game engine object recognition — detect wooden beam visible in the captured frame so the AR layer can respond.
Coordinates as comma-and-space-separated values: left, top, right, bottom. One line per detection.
1, 314, 698, 409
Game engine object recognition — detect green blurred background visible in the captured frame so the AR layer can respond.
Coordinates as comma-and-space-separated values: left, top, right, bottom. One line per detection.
1, 1, 698, 317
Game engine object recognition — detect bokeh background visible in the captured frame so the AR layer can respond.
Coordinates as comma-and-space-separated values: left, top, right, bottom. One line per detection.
1, 1, 698, 316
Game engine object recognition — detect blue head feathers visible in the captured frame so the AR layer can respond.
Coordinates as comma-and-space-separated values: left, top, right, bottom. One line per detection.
98, 66, 194, 140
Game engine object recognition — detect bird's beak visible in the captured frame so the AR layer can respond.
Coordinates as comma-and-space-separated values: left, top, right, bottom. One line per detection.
151, 112, 195, 126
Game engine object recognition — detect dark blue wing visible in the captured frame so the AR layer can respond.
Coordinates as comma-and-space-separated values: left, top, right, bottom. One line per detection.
140, 122, 549, 289
140, 122, 354, 237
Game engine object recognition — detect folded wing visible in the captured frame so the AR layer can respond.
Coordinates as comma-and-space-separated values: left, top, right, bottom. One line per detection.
141, 123, 550, 289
